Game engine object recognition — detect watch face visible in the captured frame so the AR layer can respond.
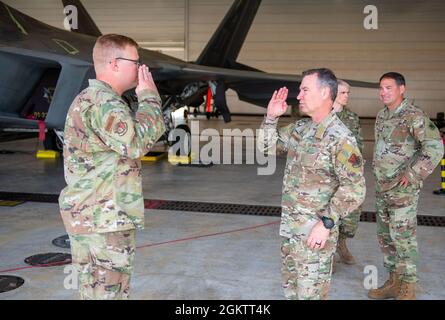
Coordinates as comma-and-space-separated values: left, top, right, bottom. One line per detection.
323, 217, 335, 229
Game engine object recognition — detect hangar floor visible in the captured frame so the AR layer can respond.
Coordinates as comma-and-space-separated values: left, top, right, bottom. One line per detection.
0, 117, 444, 300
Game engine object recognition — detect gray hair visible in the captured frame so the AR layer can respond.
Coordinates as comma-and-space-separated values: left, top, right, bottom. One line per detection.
302, 68, 338, 102
337, 79, 350, 89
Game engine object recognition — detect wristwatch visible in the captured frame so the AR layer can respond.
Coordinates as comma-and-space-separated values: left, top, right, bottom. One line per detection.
321, 216, 335, 229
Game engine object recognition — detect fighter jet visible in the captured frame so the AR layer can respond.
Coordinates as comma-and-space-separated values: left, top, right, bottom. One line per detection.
0, 0, 377, 150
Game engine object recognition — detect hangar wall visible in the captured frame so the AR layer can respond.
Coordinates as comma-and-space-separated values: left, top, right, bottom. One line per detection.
188, 0, 445, 118
4, 0, 445, 118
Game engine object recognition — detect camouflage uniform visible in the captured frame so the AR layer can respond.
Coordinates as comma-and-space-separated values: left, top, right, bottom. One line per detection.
259, 111, 366, 300
68, 230, 135, 300
336, 107, 364, 238
59, 79, 165, 299
373, 98, 443, 284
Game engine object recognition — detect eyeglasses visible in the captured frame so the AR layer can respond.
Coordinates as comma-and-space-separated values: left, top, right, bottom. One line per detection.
114, 57, 141, 67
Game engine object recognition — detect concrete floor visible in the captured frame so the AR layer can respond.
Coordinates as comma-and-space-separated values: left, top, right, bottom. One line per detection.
0, 117, 444, 300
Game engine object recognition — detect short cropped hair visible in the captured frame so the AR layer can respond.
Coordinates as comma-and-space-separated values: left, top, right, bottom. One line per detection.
93, 34, 139, 72
379, 72, 406, 86
302, 68, 338, 102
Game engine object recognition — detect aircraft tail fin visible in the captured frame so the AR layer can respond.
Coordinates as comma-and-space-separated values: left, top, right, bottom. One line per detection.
62, 0, 102, 37
0, 1, 44, 37
196, 0, 261, 68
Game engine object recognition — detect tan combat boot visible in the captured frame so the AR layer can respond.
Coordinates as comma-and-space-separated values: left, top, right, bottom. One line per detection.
396, 281, 416, 300
368, 272, 400, 299
337, 235, 356, 265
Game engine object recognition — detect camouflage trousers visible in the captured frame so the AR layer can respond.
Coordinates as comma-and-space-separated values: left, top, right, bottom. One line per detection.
339, 206, 362, 238
68, 229, 136, 300
376, 184, 420, 283
281, 227, 338, 300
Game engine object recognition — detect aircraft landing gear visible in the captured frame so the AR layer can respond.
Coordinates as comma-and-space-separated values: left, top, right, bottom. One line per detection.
43, 129, 63, 152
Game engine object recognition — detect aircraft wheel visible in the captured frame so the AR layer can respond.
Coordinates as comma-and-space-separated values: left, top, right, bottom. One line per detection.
44, 130, 63, 152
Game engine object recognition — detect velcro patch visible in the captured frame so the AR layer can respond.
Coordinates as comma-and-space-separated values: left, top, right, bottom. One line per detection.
348, 153, 362, 168
105, 115, 115, 132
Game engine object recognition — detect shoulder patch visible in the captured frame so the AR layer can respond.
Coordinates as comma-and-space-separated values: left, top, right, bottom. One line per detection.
348, 153, 362, 168
336, 140, 363, 173
114, 120, 128, 136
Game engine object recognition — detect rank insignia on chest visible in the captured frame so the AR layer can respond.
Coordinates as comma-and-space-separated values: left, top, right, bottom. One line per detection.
348, 153, 362, 168
105, 115, 115, 132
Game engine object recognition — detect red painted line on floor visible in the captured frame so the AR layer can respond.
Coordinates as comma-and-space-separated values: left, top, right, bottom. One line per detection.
136, 220, 280, 249
0, 220, 280, 274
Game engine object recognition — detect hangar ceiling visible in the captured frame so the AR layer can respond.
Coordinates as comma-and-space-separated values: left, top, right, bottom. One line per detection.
3, 0, 445, 117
